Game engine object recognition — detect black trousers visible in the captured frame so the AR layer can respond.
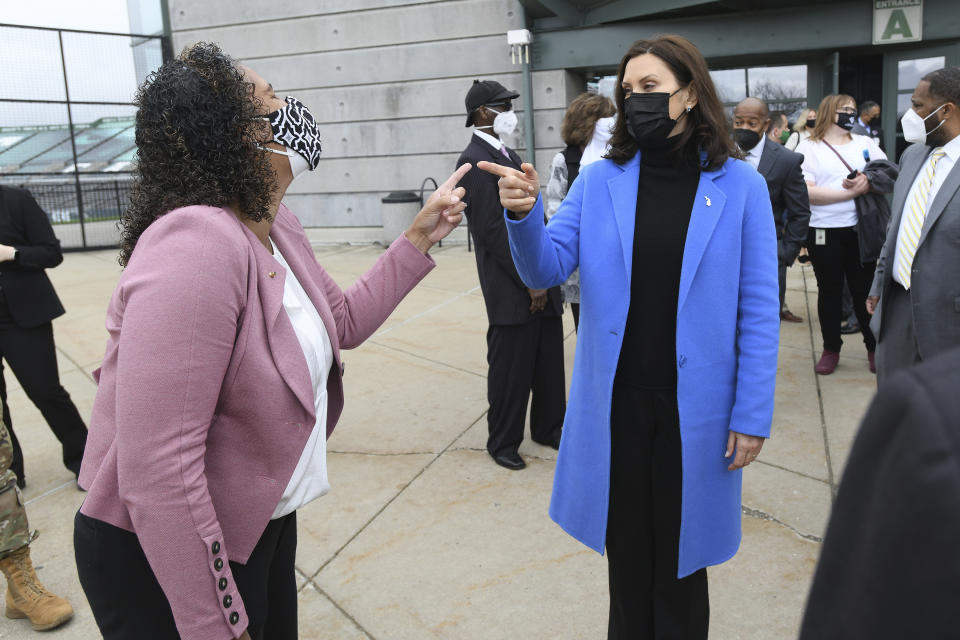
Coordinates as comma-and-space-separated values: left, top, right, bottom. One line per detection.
75, 511, 298, 640
571, 303, 580, 332
486, 316, 565, 457
607, 381, 709, 640
0, 301, 87, 480
778, 264, 787, 311
806, 227, 876, 353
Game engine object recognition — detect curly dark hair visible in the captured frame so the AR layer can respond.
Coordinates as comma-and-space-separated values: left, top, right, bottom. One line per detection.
606, 35, 740, 170
118, 42, 276, 266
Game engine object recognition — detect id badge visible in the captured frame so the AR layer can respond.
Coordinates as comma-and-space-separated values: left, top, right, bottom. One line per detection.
815, 229, 826, 245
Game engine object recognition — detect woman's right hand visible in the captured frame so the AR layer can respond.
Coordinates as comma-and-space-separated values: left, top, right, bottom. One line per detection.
477, 161, 541, 215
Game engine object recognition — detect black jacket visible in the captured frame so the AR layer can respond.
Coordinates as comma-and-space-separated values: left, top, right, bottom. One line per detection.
756, 139, 811, 266
799, 345, 960, 640
456, 134, 561, 325
0, 186, 66, 328
854, 159, 899, 263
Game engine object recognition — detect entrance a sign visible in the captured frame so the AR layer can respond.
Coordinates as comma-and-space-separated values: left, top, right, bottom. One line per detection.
873, 0, 923, 45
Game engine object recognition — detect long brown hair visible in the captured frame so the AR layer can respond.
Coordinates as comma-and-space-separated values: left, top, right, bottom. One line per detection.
562, 93, 616, 148
606, 35, 739, 169
808, 94, 855, 142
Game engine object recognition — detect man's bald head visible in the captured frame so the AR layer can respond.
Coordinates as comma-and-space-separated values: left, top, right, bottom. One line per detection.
735, 97, 769, 119
732, 97, 771, 147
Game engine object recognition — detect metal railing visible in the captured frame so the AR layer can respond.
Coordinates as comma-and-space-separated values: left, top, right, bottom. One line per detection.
0, 173, 132, 249
0, 23, 170, 249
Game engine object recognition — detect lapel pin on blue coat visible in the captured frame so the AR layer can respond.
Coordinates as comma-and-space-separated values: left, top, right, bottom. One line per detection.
704, 196, 712, 207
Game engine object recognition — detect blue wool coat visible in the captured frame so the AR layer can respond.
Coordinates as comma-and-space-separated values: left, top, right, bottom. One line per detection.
504, 152, 779, 578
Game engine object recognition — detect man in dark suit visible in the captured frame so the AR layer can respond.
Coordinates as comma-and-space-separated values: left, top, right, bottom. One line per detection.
867, 67, 960, 384
0, 186, 87, 487
455, 80, 565, 471
767, 110, 789, 145
799, 345, 960, 640
851, 100, 884, 150
733, 98, 812, 322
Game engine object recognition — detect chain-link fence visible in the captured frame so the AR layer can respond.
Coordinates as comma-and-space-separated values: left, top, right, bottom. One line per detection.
0, 23, 169, 250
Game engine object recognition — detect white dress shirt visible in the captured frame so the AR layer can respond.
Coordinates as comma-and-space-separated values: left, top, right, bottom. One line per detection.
473, 128, 506, 153
271, 239, 334, 519
744, 134, 766, 170
892, 134, 960, 287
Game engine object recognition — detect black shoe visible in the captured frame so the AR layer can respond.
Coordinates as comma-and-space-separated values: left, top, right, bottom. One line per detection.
15, 476, 25, 490
534, 432, 562, 450
492, 452, 526, 470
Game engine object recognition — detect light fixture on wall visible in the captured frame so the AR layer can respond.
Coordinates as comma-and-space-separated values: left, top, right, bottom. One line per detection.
508, 29, 532, 65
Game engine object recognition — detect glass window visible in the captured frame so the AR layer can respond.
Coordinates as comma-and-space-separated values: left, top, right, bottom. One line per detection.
896, 92, 915, 119
710, 69, 747, 104
748, 65, 807, 105
710, 64, 808, 122
127, 0, 166, 35
897, 56, 945, 91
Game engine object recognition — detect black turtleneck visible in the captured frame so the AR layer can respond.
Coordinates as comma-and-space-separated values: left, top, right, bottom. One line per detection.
616, 144, 701, 388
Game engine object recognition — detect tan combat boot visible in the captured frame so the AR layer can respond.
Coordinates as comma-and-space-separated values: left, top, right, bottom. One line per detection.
0, 546, 73, 631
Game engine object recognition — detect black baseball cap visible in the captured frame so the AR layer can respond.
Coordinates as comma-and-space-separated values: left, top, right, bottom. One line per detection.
465, 80, 519, 127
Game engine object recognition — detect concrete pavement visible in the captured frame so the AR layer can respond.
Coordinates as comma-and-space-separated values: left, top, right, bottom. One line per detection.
0, 243, 877, 639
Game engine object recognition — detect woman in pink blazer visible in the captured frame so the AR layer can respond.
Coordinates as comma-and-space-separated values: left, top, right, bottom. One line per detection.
73, 43, 470, 640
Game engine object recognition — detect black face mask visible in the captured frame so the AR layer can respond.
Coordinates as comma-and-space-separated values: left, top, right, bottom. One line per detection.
806, 118, 816, 129
623, 90, 684, 149
733, 128, 761, 151
836, 112, 856, 131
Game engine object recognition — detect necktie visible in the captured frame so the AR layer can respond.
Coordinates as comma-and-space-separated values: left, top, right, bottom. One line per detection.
894, 147, 947, 289
499, 145, 511, 160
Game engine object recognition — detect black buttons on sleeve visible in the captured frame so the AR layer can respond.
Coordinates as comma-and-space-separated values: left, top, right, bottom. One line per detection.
214, 558, 223, 571
229, 612, 239, 625
211, 541, 221, 554
218, 578, 228, 591
223, 595, 233, 608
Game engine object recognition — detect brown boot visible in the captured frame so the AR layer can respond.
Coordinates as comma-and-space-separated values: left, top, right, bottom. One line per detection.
0, 546, 73, 631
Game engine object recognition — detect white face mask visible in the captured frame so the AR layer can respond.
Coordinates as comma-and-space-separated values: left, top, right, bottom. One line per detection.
260, 144, 311, 180
477, 106, 519, 137
901, 103, 946, 145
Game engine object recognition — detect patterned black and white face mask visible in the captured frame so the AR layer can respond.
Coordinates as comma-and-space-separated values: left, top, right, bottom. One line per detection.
258, 96, 323, 179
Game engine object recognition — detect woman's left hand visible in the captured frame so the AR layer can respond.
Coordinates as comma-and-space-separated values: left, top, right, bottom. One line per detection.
405, 163, 472, 253
841, 172, 870, 195
725, 431, 765, 470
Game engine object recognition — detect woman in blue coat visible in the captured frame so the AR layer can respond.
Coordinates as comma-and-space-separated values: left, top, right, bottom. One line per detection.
479, 35, 779, 638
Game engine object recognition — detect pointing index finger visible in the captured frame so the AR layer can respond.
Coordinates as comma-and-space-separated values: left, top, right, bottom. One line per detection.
476, 160, 524, 180
441, 163, 473, 190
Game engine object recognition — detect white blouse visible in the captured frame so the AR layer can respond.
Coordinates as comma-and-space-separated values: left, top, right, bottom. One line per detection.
270, 239, 335, 519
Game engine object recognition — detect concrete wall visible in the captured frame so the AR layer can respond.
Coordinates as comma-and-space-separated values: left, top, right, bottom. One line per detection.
168, 0, 582, 228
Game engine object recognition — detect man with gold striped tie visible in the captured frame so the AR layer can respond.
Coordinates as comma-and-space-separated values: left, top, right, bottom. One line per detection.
868, 66, 960, 384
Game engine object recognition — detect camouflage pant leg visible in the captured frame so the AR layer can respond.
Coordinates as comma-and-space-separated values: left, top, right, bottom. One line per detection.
0, 416, 30, 558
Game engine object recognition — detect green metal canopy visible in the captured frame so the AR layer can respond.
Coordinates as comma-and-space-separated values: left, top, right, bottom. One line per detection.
518, 0, 833, 28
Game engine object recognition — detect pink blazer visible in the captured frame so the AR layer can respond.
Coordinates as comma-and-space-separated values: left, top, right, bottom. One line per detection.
78, 204, 434, 640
